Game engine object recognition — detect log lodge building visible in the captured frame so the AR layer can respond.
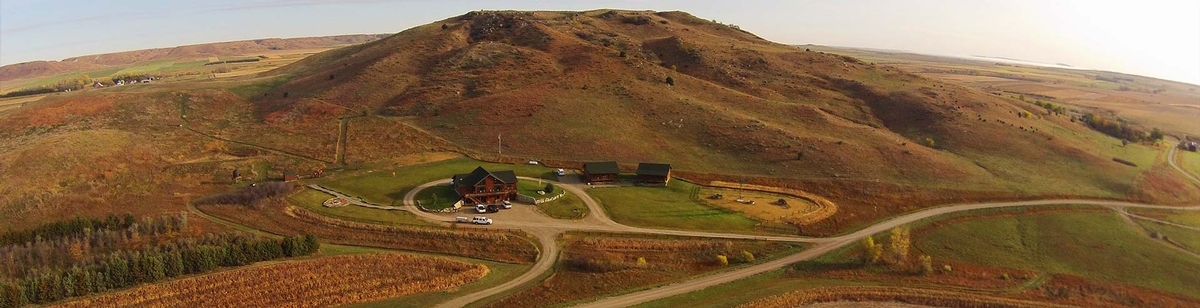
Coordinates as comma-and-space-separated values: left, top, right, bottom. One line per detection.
452, 166, 518, 205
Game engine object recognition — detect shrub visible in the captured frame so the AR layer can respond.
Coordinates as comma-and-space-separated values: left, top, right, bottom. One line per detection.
918, 255, 932, 275
741, 251, 755, 263
716, 255, 728, 266
544, 183, 554, 194
636, 257, 647, 267
665, 76, 675, 86
861, 236, 882, 265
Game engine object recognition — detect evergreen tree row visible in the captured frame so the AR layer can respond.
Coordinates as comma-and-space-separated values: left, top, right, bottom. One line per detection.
0, 234, 317, 307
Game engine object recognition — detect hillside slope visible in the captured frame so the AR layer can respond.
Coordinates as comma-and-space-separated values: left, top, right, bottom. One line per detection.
257, 10, 1197, 203
0, 34, 388, 82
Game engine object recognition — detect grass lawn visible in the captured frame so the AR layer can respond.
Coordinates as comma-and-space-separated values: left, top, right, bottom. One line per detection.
529, 184, 588, 220
914, 210, 1200, 297
289, 188, 435, 227
319, 156, 556, 206
1179, 149, 1200, 180
589, 180, 775, 235
414, 185, 460, 210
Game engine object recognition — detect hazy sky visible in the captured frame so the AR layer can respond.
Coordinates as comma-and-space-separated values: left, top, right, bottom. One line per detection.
2, 0, 1198, 85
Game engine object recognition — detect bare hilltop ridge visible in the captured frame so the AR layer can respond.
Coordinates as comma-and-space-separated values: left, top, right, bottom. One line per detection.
0, 34, 388, 81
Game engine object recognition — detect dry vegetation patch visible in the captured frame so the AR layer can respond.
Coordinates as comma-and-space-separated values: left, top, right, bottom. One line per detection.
50, 253, 487, 308
485, 232, 802, 308
739, 286, 1071, 308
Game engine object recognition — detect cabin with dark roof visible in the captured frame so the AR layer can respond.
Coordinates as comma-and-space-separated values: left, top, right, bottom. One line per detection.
451, 166, 518, 205
635, 163, 672, 185
583, 161, 620, 184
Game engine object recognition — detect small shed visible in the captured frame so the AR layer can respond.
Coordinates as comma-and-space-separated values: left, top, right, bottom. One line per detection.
636, 163, 672, 185
583, 161, 620, 184
283, 170, 299, 182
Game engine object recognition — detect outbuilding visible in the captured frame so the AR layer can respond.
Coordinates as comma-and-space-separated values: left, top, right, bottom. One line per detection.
635, 163, 672, 185
583, 161, 620, 184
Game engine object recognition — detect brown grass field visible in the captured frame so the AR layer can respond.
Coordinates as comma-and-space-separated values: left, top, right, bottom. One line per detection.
485, 232, 803, 308
50, 253, 487, 308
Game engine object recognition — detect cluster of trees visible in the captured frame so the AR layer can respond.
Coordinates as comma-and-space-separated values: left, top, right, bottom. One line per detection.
0, 215, 186, 278
0, 76, 95, 98
1080, 113, 1164, 143
0, 216, 317, 307
1033, 100, 1066, 115
0, 214, 147, 245
861, 227, 932, 274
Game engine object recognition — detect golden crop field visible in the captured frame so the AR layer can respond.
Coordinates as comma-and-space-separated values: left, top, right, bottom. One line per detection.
51, 253, 488, 308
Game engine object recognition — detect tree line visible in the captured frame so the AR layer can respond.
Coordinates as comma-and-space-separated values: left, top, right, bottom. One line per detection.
0, 215, 317, 307
1080, 113, 1164, 143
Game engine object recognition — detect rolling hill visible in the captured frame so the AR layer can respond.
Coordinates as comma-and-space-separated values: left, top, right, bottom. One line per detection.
1, 9, 1195, 233
0, 34, 388, 82
256, 10, 1199, 203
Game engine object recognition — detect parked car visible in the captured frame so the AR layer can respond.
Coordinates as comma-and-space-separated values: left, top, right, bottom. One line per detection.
472, 216, 493, 225
455, 216, 470, 223
555, 168, 566, 176
486, 204, 500, 213
476, 204, 487, 213
502, 200, 512, 209
528, 160, 539, 165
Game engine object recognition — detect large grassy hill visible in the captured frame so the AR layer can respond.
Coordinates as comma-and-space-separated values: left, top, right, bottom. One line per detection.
256, 10, 1199, 202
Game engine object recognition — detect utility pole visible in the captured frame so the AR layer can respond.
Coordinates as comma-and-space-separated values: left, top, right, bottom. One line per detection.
498, 134, 502, 156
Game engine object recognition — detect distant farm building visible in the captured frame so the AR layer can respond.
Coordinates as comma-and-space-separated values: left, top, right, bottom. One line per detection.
283, 170, 299, 182
636, 163, 672, 185
1189, 142, 1198, 152
452, 166, 518, 205
583, 161, 620, 184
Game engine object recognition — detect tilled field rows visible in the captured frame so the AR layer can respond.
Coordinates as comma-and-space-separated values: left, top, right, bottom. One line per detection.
52, 253, 488, 308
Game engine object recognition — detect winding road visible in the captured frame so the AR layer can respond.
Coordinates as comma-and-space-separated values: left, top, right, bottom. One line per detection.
290, 168, 1200, 307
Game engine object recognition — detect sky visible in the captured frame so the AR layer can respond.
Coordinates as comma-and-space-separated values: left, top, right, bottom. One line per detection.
2, 0, 1198, 85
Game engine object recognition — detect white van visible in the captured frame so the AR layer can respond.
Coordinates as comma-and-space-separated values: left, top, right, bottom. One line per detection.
502, 200, 512, 209
472, 217, 493, 225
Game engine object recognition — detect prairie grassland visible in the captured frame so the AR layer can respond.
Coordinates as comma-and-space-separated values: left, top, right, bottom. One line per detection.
913, 210, 1200, 297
